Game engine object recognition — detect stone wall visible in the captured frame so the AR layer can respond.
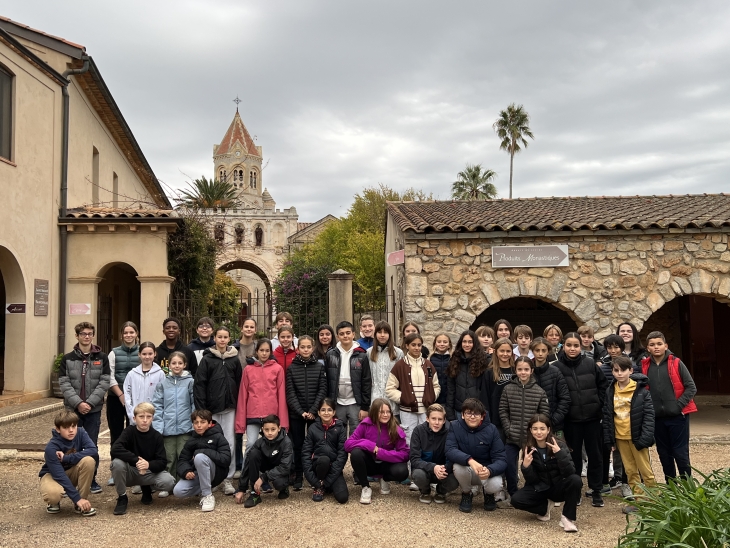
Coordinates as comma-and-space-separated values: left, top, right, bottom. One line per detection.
402, 231, 730, 348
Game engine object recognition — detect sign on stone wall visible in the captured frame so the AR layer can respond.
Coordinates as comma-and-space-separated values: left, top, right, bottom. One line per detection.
34, 279, 49, 316
492, 245, 569, 268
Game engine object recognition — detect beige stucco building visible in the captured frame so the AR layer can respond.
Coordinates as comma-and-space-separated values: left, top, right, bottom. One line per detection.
0, 17, 176, 403
386, 196, 730, 396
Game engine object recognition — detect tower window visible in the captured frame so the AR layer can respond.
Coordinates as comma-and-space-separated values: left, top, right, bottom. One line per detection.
239, 169, 244, 181
233, 171, 238, 181
250, 170, 257, 189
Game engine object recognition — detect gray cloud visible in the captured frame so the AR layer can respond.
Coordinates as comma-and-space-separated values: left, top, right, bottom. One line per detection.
8, 1, 730, 219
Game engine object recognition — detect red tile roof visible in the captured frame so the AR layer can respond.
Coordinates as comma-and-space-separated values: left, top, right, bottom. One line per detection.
297, 222, 313, 232
64, 207, 174, 219
216, 111, 260, 157
387, 194, 730, 234
0, 15, 85, 50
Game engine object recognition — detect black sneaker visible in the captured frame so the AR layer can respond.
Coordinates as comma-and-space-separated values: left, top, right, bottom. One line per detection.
260, 482, 274, 494
459, 492, 473, 513
592, 493, 604, 507
312, 488, 324, 502
89, 481, 103, 494
277, 487, 290, 500
141, 486, 153, 505
293, 478, 303, 491
113, 495, 128, 515
244, 492, 262, 508
483, 493, 497, 511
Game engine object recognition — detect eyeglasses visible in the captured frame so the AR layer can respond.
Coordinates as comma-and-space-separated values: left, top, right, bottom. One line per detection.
463, 412, 482, 418
379, 410, 392, 415
78, 332, 94, 338
198, 325, 213, 330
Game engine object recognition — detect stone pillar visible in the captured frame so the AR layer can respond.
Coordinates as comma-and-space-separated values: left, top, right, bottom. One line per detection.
328, 269, 354, 328
137, 276, 175, 344
65, 276, 102, 351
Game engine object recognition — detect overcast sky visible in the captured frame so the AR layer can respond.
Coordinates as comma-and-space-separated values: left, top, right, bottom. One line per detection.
7, 2, 730, 221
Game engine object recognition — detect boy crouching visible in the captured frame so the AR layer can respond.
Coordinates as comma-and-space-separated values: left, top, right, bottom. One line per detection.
173, 409, 232, 512
39, 410, 99, 516
110, 402, 175, 515
234, 414, 293, 508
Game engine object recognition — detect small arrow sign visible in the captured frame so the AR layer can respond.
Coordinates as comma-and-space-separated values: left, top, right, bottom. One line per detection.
5, 304, 26, 314
492, 245, 569, 268
69, 303, 91, 315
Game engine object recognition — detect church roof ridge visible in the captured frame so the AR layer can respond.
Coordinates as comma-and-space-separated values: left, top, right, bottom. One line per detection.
216, 110, 260, 158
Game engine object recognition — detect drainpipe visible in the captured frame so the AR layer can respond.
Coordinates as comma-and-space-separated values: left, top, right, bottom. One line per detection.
58, 57, 90, 355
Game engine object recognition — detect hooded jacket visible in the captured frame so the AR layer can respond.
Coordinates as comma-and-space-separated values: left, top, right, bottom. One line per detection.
446, 356, 481, 421
194, 346, 242, 415
151, 370, 195, 436
409, 420, 451, 473
235, 358, 288, 431
109, 344, 140, 388
343, 417, 409, 463
156, 340, 198, 377
285, 354, 327, 418
273, 345, 297, 372
238, 427, 293, 490
188, 337, 215, 366
429, 352, 450, 406
553, 350, 608, 423
123, 363, 165, 423
445, 416, 507, 477
533, 360, 571, 432
603, 373, 655, 450
301, 417, 347, 489
499, 376, 550, 447
369, 344, 404, 412
177, 421, 231, 487
39, 427, 99, 504
325, 344, 372, 412
58, 344, 111, 413
521, 439, 575, 492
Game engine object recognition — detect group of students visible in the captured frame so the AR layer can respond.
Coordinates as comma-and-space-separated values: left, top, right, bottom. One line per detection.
41, 314, 696, 534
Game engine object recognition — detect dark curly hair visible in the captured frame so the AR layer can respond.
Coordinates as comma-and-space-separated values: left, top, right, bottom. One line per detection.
446, 330, 490, 379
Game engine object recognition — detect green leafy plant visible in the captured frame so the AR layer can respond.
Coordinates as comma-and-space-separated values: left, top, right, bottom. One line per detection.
617, 468, 730, 548
52, 353, 63, 373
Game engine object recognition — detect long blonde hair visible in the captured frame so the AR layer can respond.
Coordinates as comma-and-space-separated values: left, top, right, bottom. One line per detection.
488, 338, 515, 382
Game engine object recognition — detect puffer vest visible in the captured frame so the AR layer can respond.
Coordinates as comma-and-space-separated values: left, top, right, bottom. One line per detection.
112, 345, 140, 386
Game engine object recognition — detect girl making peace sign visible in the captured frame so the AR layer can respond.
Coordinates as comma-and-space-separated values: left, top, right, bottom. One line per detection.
511, 414, 583, 533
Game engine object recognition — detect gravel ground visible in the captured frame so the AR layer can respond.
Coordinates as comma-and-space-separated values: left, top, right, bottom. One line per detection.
1, 444, 728, 548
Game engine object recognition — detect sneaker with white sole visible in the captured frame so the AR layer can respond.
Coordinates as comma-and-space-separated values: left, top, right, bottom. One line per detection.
74, 505, 97, 517
433, 493, 446, 504
223, 479, 236, 496
107, 477, 115, 487
380, 478, 391, 495
46, 503, 61, 514
560, 515, 578, 533
157, 490, 169, 498
419, 492, 432, 504
200, 494, 215, 512
537, 499, 553, 521
131, 485, 142, 495
554, 501, 562, 507
408, 481, 419, 492
232, 470, 241, 479
621, 483, 633, 499
90, 482, 102, 494
360, 486, 372, 504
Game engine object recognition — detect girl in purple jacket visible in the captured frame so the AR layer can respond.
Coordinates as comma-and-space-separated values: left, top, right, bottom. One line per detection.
344, 398, 409, 504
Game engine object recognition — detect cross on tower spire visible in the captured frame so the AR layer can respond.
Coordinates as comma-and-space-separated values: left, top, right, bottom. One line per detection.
233, 95, 242, 112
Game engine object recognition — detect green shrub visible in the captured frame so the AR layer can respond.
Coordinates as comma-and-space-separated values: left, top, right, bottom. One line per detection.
617, 468, 730, 548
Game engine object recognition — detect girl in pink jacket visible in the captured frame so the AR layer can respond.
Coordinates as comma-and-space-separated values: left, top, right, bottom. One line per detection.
235, 339, 288, 473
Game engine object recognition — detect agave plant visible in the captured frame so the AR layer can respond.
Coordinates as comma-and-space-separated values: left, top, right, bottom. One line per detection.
176, 176, 239, 209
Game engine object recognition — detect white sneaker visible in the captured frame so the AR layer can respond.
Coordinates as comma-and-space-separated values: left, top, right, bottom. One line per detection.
157, 490, 169, 498
494, 488, 506, 501
608, 461, 614, 479
360, 486, 372, 504
223, 479, 236, 496
554, 501, 562, 507
408, 481, 419, 492
621, 483, 633, 499
560, 515, 578, 533
131, 485, 142, 495
232, 470, 241, 479
380, 479, 391, 495
537, 499, 553, 521
200, 494, 215, 512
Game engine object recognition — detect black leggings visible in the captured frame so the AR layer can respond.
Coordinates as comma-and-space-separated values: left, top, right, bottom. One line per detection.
288, 416, 314, 479
106, 391, 129, 446
311, 456, 348, 503
511, 474, 583, 521
349, 448, 409, 488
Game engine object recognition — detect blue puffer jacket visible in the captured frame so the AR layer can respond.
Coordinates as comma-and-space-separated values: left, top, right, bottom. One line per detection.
445, 416, 507, 478
152, 371, 195, 436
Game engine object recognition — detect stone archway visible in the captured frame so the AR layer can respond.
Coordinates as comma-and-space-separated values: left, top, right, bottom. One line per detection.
470, 297, 579, 339
0, 245, 27, 394
97, 262, 141, 353
218, 259, 273, 333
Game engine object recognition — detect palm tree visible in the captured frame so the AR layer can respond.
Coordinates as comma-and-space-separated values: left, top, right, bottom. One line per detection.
177, 176, 239, 209
451, 164, 498, 200
493, 103, 535, 199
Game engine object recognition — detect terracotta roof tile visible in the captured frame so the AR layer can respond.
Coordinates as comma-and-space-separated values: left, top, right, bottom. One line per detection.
64, 207, 174, 219
216, 111, 260, 157
387, 194, 730, 234
0, 15, 85, 50
297, 222, 313, 232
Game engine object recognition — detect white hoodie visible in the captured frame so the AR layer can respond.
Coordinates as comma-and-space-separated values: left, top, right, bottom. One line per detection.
123, 362, 165, 423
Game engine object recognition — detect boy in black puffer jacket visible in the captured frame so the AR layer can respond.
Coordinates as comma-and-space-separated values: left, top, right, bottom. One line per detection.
302, 398, 348, 503
603, 357, 656, 512
173, 410, 232, 512
286, 336, 327, 491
